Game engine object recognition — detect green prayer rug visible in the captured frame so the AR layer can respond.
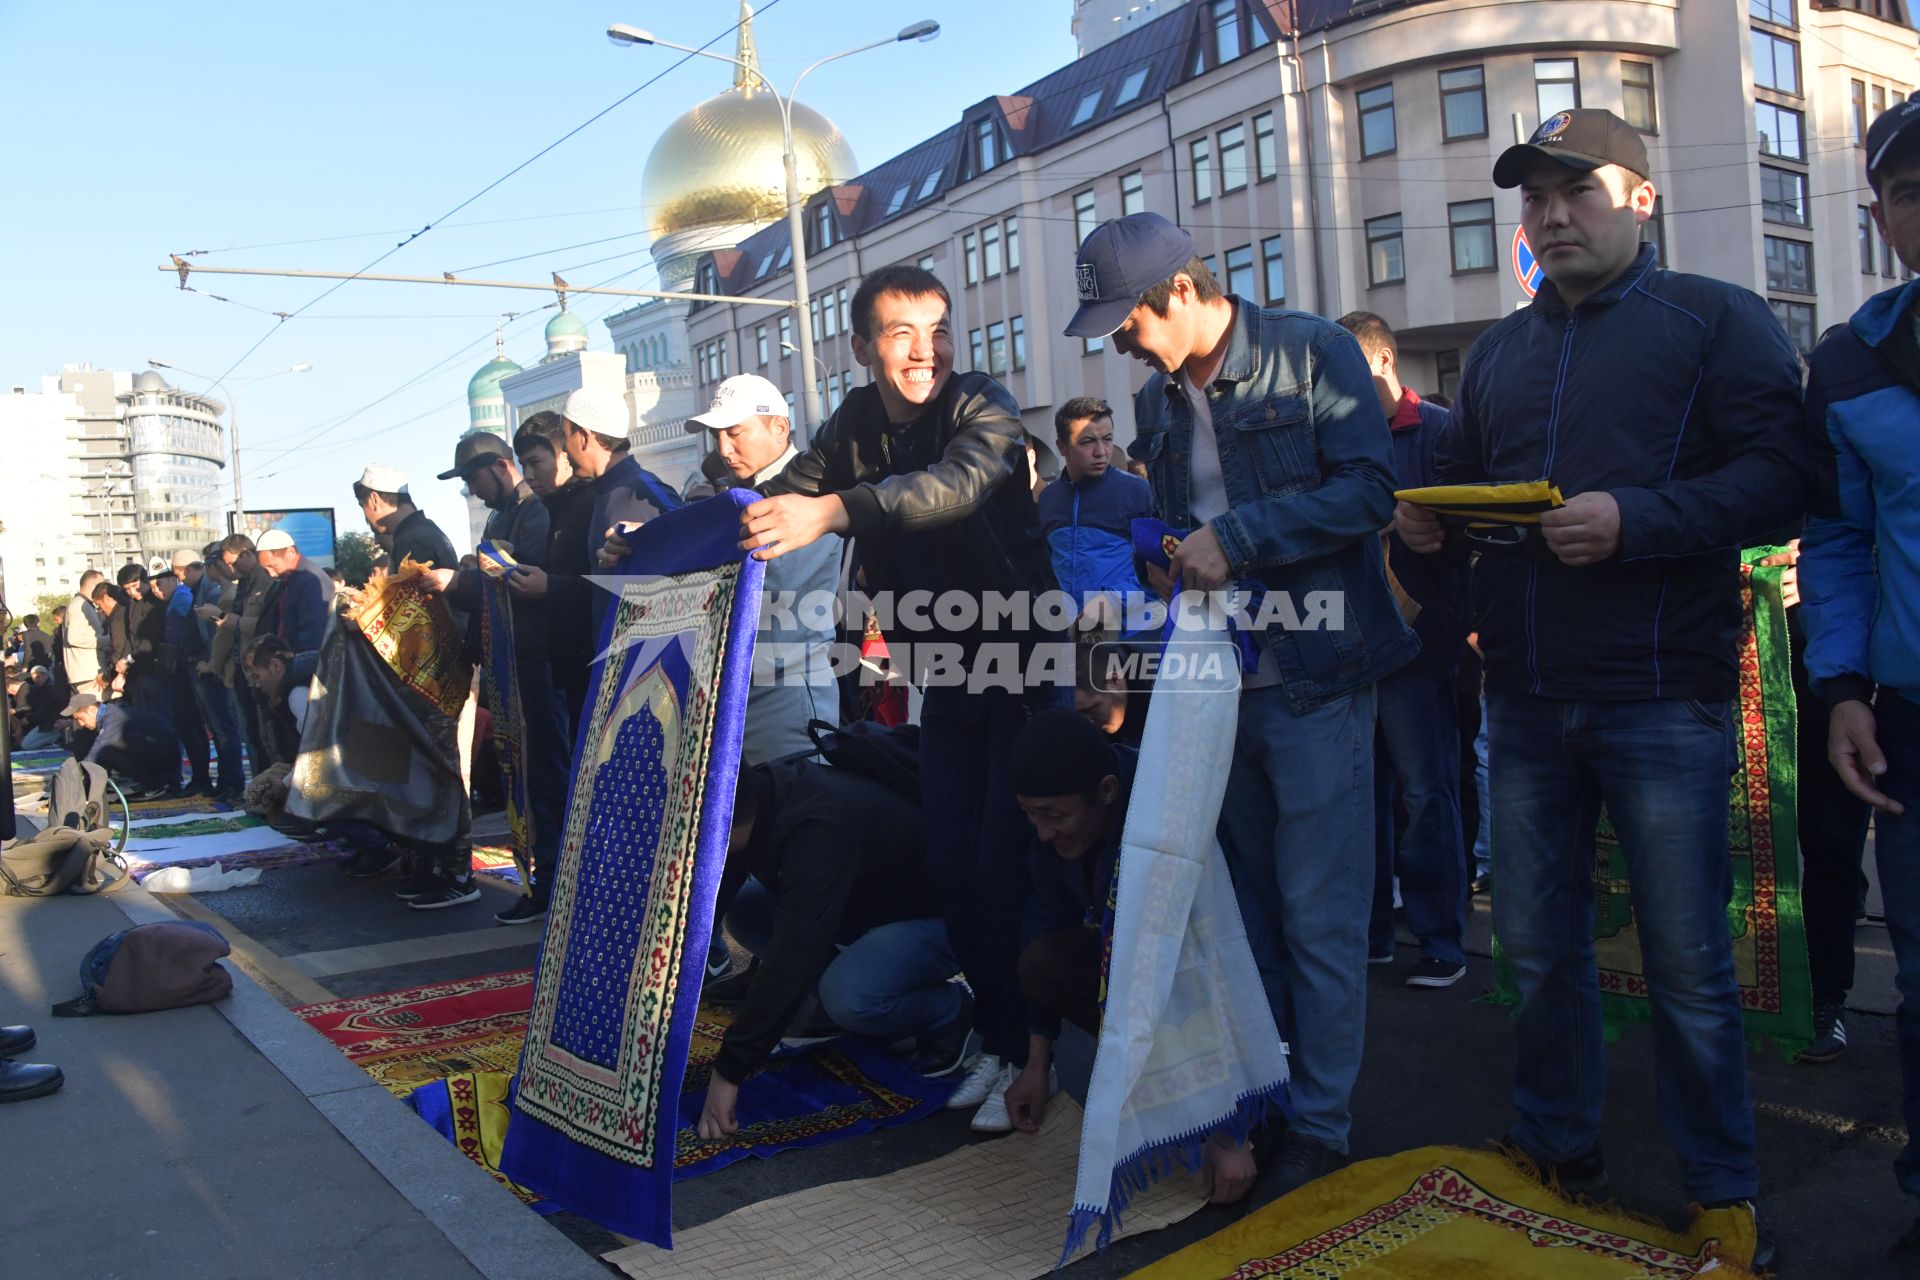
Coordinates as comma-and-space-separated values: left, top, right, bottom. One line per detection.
1492, 547, 1813, 1057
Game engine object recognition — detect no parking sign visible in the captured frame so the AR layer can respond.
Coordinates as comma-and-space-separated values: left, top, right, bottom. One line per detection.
1512, 226, 1544, 297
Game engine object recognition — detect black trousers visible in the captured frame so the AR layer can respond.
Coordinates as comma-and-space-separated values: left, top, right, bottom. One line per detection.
1790, 605, 1873, 1005
170, 664, 209, 789
1017, 926, 1104, 1039
95, 736, 179, 791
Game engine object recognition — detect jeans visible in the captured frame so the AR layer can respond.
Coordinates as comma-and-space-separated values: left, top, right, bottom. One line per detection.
1861, 693, 1920, 1197
21, 726, 59, 751
1217, 681, 1376, 1152
192, 671, 244, 793
1486, 692, 1758, 1203
725, 878, 963, 1041
232, 678, 270, 780
518, 662, 572, 897
1370, 664, 1467, 965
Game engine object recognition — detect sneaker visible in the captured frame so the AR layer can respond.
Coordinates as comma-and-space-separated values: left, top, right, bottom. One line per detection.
702, 958, 761, 1005
903, 988, 977, 1078
494, 894, 549, 926
1367, 948, 1395, 966
970, 1062, 1058, 1134
1406, 957, 1467, 988
777, 1001, 843, 1052
1502, 1134, 1608, 1195
345, 846, 401, 879
707, 946, 735, 981
1797, 999, 1847, 1064
1701, 1198, 1776, 1275
1471, 872, 1493, 894
393, 872, 439, 901
946, 1052, 1004, 1110
1258, 1131, 1348, 1199
408, 878, 482, 910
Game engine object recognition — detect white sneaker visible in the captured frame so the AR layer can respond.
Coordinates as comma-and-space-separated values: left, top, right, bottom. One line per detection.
970, 1063, 1058, 1134
945, 1053, 1004, 1110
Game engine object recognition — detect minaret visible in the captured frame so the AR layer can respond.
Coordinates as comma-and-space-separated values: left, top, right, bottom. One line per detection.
735, 1, 761, 93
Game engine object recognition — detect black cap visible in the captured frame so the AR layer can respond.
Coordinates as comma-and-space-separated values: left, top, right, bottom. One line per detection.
1869, 99, 1920, 186
1493, 108, 1649, 189
1064, 212, 1197, 339
437, 431, 514, 481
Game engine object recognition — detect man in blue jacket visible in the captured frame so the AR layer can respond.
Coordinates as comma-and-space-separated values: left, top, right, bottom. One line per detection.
1037, 397, 1151, 631
1338, 311, 1470, 989
255, 529, 334, 658
1799, 99, 1920, 1266
1071, 212, 1416, 1196
1397, 109, 1804, 1266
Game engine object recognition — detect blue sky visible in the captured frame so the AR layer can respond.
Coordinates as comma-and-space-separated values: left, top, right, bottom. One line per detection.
0, 1, 1079, 546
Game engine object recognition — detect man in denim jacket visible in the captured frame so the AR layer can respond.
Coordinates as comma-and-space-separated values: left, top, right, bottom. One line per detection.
1067, 213, 1415, 1195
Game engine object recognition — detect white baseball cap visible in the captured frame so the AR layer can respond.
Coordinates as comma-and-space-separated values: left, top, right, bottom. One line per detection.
255, 529, 296, 553
354, 464, 410, 498
685, 374, 789, 435
561, 387, 630, 441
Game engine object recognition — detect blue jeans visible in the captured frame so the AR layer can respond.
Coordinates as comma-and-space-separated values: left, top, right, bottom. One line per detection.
519, 662, 571, 895
192, 671, 245, 792
725, 878, 964, 1041
1487, 692, 1757, 1203
1370, 665, 1467, 965
1863, 693, 1920, 1197
1217, 682, 1376, 1152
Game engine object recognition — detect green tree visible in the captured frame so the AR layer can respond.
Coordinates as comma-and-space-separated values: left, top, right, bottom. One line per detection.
333, 531, 378, 587
34, 592, 70, 622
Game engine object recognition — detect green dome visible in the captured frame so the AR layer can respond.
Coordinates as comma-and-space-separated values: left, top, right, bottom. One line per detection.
545, 310, 588, 342
467, 354, 523, 403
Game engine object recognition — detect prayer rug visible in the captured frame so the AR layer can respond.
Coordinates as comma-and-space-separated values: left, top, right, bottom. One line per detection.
128, 813, 265, 834
471, 843, 522, 881
500, 493, 766, 1246
1491, 548, 1813, 1056
1122, 1146, 1758, 1279
125, 796, 230, 819
476, 540, 533, 886
605, 1098, 1206, 1280
9, 749, 67, 776
351, 557, 473, 719
295, 970, 534, 1096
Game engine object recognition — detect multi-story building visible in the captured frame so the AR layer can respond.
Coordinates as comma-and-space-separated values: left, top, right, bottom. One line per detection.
681, 0, 1919, 455
123, 369, 227, 565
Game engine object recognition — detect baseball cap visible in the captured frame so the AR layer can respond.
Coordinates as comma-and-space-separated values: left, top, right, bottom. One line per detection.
62, 692, 98, 716
1868, 98, 1920, 186
255, 529, 296, 553
1064, 213, 1198, 340
170, 549, 197, 571
1493, 108, 1649, 189
561, 387, 629, 441
354, 464, 411, 500
437, 430, 514, 481
686, 374, 789, 435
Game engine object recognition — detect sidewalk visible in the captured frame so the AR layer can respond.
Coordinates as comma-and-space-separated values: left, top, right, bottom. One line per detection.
0, 886, 602, 1280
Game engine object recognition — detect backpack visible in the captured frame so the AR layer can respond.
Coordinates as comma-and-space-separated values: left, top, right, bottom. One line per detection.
804, 719, 920, 802
0, 759, 128, 897
52, 920, 232, 1016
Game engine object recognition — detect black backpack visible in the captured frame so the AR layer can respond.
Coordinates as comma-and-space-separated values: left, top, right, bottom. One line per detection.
804, 719, 920, 802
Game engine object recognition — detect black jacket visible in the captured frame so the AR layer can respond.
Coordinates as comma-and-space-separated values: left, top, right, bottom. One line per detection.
389, 508, 458, 571
541, 478, 602, 696
767, 372, 1056, 619
455, 482, 552, 667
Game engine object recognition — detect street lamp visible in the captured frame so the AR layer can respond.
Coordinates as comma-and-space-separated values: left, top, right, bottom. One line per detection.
608, 16, 939, 434
147, 359, 312, 522
780, 339, 837, 418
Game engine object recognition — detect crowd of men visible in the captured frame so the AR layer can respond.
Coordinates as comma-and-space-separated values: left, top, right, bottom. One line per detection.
17, 101, 1920, 1269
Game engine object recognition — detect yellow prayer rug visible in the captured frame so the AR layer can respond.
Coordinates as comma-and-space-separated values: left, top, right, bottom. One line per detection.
1393, 480, 1565, 525
1124, 1147, 1757, 1279
352, 556, 472, 718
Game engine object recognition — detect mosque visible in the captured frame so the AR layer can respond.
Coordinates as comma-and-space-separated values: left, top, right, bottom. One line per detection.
460, 1, 856, 530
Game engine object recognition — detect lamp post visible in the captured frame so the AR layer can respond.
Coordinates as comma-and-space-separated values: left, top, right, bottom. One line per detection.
780, 339, 837, 419
608, 17, 939, 435
147, 359, 312, 524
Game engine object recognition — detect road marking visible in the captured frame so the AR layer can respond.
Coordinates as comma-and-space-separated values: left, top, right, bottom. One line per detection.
285, 925, 537, 978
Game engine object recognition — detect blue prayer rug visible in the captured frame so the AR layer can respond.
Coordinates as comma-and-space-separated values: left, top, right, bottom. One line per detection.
499, 493, 764, 1247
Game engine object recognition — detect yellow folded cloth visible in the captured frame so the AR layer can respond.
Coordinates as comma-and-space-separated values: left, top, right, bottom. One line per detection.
1395, 480, 1565, 526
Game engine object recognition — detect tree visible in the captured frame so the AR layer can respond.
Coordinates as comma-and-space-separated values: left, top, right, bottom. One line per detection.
333, 532, 379, 587
34, 592, 70, 622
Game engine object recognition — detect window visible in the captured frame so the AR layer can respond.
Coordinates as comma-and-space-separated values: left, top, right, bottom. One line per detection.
1202, 254, 1218, 278
1885, 224, 1899, 278
1224, 244, 1255, 297
969, 328, 985, 371
1854, 79, 1869, 143
838, 285, 850, 334
987, 320, 1010, 376
1535, 59, 1580, 122
1085, 335, 1105, 355
1011, 315, 1026, 370
886, 184, 910, 217
755, 251, 774, 280
1253, 112, 1277, 179
918, 168, 943, 202
1875, 84, 1889, 124
1440, 66, 1487, 141
814, 202, 835, 251
1771, 299, 1815, 354
1449, 199, 1496, 273
1860, 206, 1878, 274
755, 325, 768, 366
719, 336, 729, 376
778, 314, 792, 351
1219, 124, 1248, 192
917, 254, 936, 271
1358, 84, 1396, 158
1115, 67, 1149, 106
1765, 235, 1813, 293
1752, 30, 1799, 95
1622, 61, 1657, 132
1750, 0, 1795, 25
1074, 189, 1098, 247
1641, 195, 1667, 266
778, 242, 792, 269
1757, 102, 1805, 159
964, 231, 980, 286
1005, 217, 1020, 271
1070, 89, 1103, 129
823, 288, 839, 338
1761, 166, 1808, 226
1121, 170, 1145, 215
1366, 214, 1405, 286
982, 223, 1003, 278
1435, 350, 1462, 402
1262, 235, 1285, 303
1191, 137, 1214, 202
975, 117, 1000, 173
808, 296, 823, 343
1210, 0, 1241, 63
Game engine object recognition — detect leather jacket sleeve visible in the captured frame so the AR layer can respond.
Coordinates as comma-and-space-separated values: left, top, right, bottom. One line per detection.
835, 375, 1026, 536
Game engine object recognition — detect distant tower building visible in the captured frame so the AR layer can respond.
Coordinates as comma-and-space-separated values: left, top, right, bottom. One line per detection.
1073, 0, 1184, 56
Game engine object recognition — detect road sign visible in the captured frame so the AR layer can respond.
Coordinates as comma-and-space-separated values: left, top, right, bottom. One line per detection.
1512, 226, 1544, 297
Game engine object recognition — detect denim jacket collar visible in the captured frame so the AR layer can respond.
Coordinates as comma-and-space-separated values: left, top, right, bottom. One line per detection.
1159, 296, 1258, 407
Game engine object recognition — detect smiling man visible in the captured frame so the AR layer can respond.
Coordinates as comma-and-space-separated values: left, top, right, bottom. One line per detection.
1395, 109, 1805, 1266
741, 263, 1061, 1133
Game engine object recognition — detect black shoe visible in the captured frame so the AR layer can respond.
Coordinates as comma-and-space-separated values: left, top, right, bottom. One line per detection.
1258, 1131, 1347, 1200
0, 1025, 35, 1059
408, 878, 482, 910
1798, 998, 1847, 1063
1891, 1214, 1920, 1264
1702, 1199, 1776, 1275
777, 1002, 844, 1052
393, 872, 439, 901
494, 894, 550, 926
1405, 957, 1467, 989
1471, 872, 1493, 894
701, 958, 761, 1005
903, 988, 976, 1078
0, 1059, 63, 1103
1503, 1134, 1608, 1195
1367, 947, 1395, 966
345, 846, 401, 879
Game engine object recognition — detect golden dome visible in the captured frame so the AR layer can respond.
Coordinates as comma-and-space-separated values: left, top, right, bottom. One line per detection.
644, 86, 858, 244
